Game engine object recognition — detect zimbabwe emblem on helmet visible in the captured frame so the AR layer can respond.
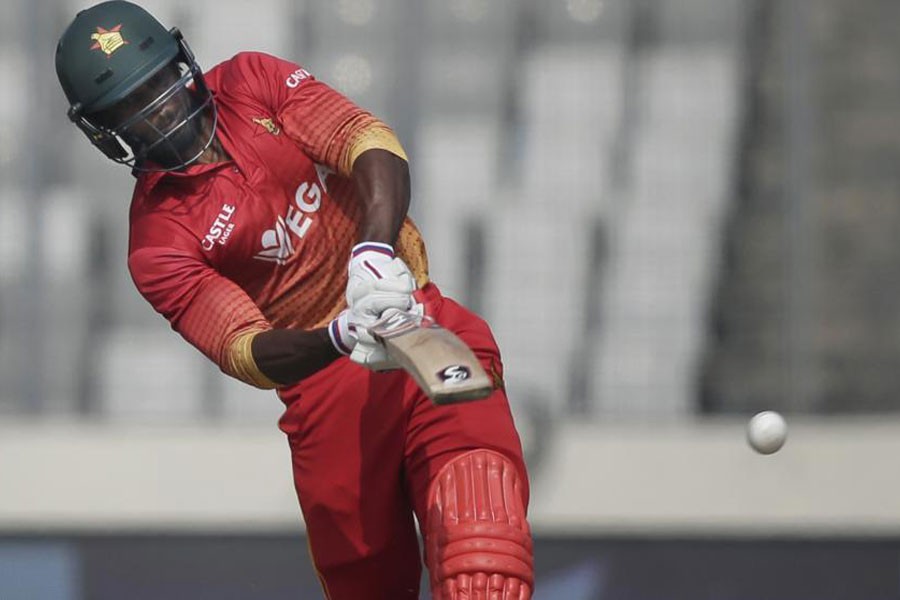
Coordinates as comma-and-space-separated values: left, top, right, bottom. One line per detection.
90, 24, 128, 57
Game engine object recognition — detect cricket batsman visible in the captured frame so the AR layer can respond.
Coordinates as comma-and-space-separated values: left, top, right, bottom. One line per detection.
55, 2, 533, 598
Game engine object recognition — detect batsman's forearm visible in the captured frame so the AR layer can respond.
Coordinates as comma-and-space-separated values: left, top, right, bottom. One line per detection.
251, 328, 340, 386
352, 148, 410, 245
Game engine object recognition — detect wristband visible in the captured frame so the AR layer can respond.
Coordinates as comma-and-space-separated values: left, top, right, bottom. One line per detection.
328, 312, 355, 356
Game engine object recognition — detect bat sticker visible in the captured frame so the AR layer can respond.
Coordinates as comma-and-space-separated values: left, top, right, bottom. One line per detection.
438, 365, 472, 384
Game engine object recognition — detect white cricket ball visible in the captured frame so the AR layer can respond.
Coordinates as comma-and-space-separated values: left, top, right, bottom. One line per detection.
747, 411, 788, 455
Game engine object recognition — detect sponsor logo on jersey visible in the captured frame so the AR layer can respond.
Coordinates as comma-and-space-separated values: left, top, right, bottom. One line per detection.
90, 25, 128, 57
285, 67, 312, 89
255, 215, 294, 263
201, 204, 237, 251
252, 117, 280, 136
254, 167, 331, 265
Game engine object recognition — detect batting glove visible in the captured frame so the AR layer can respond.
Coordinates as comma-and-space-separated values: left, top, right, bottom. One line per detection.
349, 339, 397, 372
328, 307, 399, 372
345, 292, 423, 372
346, 242, 416, 312
346, 302, 397, 371
348, 304, 423, 372
328, 307, 398, 372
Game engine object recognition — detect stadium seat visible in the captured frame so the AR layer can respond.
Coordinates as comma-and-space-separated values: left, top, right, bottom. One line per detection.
96, 328, 209, 421
589, 47, 740, 417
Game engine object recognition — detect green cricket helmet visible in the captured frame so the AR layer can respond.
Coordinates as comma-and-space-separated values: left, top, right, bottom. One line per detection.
55, 1, 217, 171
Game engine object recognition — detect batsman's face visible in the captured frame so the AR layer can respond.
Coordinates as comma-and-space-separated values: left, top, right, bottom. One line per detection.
95, 62, 206, 168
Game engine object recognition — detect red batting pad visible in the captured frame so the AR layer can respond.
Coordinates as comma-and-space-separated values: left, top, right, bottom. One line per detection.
425, 450, 534, 599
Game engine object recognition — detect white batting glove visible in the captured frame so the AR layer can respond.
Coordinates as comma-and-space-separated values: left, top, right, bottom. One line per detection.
349, 339, 397, 372
328, 308, 398, 371
346, 242, 416, 312
347, 281, 415, 369
344, 242, 418, 371
347, 303, 424, 371
346, 302, 398, 371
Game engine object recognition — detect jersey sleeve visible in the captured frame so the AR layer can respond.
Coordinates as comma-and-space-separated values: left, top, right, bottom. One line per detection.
226, 51, 406, 176
128, 227, 277, 389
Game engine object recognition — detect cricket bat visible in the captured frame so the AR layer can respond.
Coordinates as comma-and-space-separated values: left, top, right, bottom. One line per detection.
368, 309, 493, 404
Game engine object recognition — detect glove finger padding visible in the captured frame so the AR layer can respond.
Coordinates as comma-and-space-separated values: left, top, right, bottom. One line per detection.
353, 290, 414, 319
354, 325, 378, 347
348, 297, 403, 342
349, 340, 398, 372
348, 303, 425, 371
348, 275, 416, 308
347, 249, 417, 306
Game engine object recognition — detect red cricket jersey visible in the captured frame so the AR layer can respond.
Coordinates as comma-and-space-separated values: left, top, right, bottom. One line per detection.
127, 52, 429, 384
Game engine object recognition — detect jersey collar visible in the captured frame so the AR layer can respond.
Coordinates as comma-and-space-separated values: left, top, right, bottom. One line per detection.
135, 157, 229, 194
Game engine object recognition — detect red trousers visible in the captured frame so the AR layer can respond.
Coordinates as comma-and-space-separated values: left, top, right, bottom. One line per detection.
277, 283, 530, 599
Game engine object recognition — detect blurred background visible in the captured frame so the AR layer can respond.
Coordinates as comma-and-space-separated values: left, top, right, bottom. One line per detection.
1, 0, 899, 598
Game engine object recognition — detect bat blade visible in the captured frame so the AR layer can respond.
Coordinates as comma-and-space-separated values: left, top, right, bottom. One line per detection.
368, 310, 493, 404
